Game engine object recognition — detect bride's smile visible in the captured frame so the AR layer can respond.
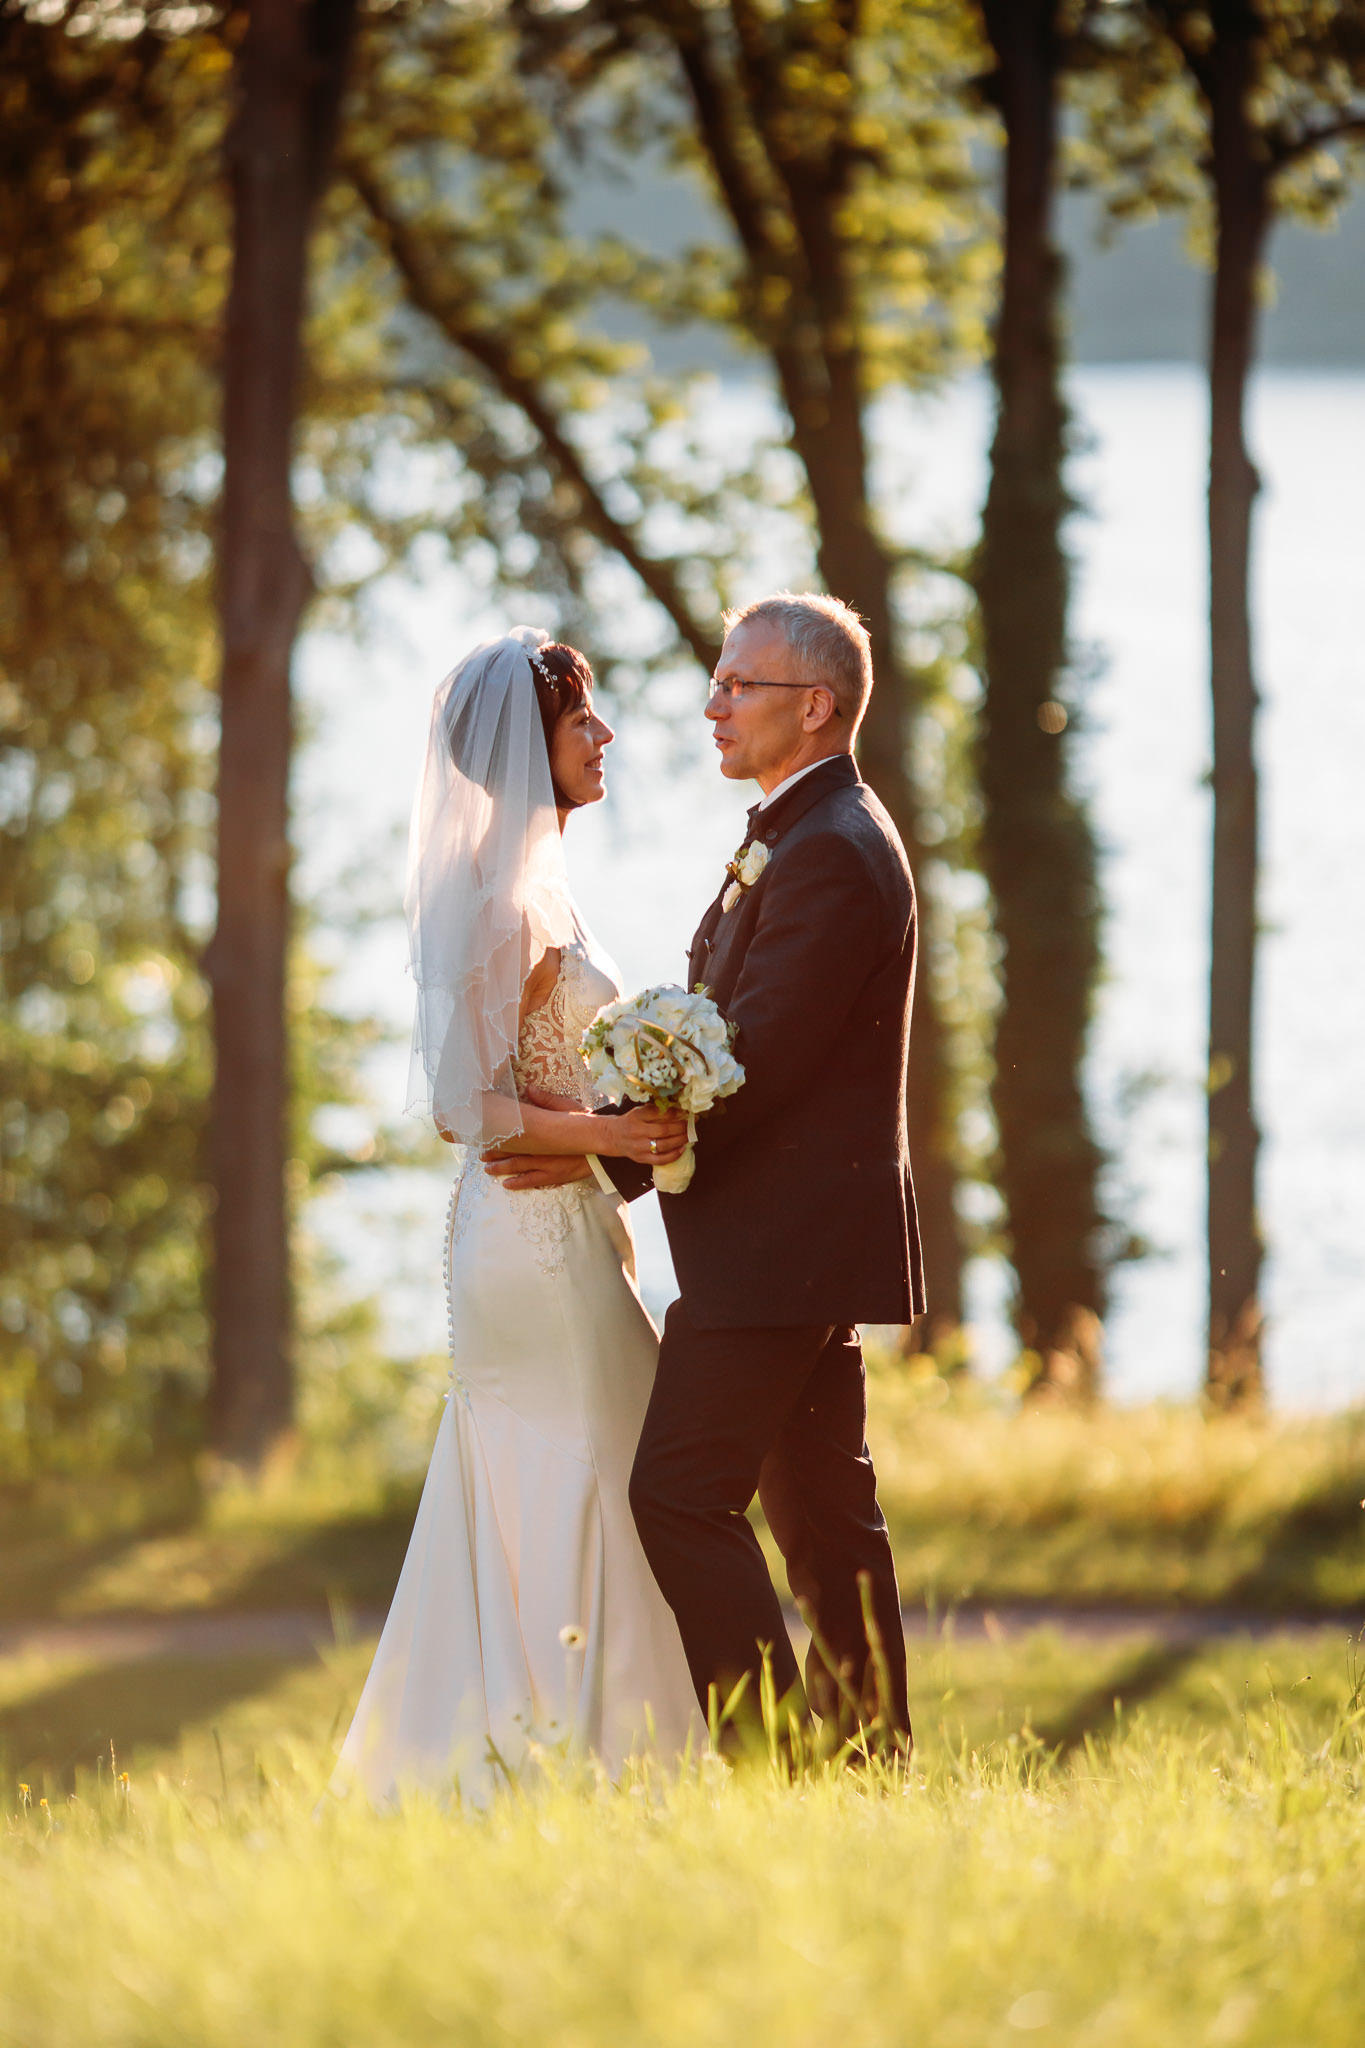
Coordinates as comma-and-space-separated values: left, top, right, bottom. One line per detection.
549, 692, 614, 815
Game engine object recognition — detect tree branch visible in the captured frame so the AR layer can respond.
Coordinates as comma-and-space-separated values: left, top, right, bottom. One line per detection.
645, 0, 829, 442
659, 0, 795, 296
342, 154, 721, 673
1272, 109, 1365, 169
727, 0, 861, 408
1148, 0, 1217, 105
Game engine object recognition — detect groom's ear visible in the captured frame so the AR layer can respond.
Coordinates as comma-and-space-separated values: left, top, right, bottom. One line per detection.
803, 684, 840, 732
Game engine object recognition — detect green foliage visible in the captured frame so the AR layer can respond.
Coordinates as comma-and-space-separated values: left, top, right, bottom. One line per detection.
311, 0, 728, 665
311, 0, 995, 672
0, 18, 226, 1469
1068, 0, 1365, 246
0, 10, 392, 1471
316, 0, 1002, 1316
1, 3, 1003, 1474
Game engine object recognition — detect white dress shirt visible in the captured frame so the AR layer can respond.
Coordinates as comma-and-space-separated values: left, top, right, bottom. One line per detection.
755, 756, 841, 811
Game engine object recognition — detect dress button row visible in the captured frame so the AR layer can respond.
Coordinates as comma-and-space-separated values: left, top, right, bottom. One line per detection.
442, 1177, 471, 1406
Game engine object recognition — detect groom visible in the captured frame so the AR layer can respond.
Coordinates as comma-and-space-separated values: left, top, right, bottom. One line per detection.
490, 592, 924, 1742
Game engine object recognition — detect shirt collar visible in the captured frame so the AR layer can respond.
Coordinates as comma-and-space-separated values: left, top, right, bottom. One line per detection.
744, 753, 859, 847
755, 758, 834, 812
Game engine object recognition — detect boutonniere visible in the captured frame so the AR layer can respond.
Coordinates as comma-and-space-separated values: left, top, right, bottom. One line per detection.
721, 839, 769, 913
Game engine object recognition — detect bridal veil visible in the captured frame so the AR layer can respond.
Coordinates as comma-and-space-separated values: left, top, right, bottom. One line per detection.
404, 627, 577, 1145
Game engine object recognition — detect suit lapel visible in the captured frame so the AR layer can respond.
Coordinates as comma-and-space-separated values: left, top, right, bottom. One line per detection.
687, 755, 860, 991
688, 894, 726, 990
747, 754, 859, 849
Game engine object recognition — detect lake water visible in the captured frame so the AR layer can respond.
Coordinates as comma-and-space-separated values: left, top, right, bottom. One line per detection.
298, 365, 1365, 1410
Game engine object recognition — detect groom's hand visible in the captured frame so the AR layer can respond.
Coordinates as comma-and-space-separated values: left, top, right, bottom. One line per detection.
520, 1086, 574, 1114
481, 1149, 593, 1192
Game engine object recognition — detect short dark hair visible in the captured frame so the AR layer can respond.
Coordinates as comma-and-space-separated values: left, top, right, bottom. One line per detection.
529, 642, 594, 809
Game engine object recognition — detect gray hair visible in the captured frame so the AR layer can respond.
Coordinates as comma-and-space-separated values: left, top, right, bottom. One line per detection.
721, 591, 873, 733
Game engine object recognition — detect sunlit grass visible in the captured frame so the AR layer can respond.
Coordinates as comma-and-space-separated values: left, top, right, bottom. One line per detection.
6, 1381, 1362, 2042
867, 1368, 1365, 1610
6, 1606, 1361, 1791
4, 1629, 1365, 2047
5, 1385, 1365, 1625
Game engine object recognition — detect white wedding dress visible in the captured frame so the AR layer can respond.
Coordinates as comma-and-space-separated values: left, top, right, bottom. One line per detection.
334, 934, 699, 1805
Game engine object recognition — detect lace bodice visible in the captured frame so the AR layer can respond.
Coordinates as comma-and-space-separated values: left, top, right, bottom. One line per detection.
445, 936, 620, 1311
511, 939, 618, 1107
512, 973, 591, 1105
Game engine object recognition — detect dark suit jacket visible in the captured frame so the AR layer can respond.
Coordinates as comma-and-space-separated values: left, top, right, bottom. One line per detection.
604, 753, 926, 1330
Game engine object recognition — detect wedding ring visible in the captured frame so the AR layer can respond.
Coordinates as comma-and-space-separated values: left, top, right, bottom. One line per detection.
650, 1140, 658, 1154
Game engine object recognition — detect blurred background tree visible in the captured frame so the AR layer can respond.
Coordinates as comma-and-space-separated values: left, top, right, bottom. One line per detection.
1071, 0, 1365, 1406
209, 0, 359, 1468
329, 0, 999, 1347
0, 1, 382, 1476
5, 0, 1361, 1480
0, 11, 221, 1471
972, 0, 1107, 1401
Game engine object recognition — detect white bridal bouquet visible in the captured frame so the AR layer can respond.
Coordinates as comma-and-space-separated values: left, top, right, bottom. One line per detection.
580, 984, 745, 1193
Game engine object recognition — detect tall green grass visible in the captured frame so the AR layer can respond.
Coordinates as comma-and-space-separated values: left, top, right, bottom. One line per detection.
4, 1639, 1365, 2048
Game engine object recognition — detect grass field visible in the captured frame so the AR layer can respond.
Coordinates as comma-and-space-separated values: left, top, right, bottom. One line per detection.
5, 1384, 1365, 2044
6, 1380, 1365, 1625
3, 1620, 1365, 2046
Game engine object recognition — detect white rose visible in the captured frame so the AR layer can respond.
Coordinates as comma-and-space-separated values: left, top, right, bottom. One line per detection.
691, 1064, 723, 1110
737, 842, 769, 888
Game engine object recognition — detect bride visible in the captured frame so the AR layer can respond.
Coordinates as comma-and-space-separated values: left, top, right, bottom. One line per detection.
333, 628, 699, 1804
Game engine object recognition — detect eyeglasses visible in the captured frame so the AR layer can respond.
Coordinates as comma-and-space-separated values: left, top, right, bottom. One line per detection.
707, 676, 841, 712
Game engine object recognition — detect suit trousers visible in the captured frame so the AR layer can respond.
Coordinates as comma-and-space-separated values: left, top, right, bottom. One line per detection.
628, 1298, 910, 1741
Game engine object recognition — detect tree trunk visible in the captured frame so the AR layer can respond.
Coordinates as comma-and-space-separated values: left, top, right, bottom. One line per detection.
801, 440, 966, 1343
974, 0, 1105, 1397
758, 15, 967, 1341
207, 0, 357, 1466
668, 0, 968, 1337
774, 202, 965, 1327
1203, 5, 1269, 1406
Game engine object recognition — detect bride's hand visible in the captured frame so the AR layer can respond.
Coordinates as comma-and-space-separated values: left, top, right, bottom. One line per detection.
610, 1105, 690, 1165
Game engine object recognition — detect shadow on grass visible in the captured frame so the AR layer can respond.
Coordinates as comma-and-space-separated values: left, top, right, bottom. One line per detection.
1219, 1486, 1365, 1610
0, 1490, 421, 1626
1031, 1640, 1204, 1758
221, 1506, 416, 1615
0, 1651, 313, 1793
1, 1499, 203, 1625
